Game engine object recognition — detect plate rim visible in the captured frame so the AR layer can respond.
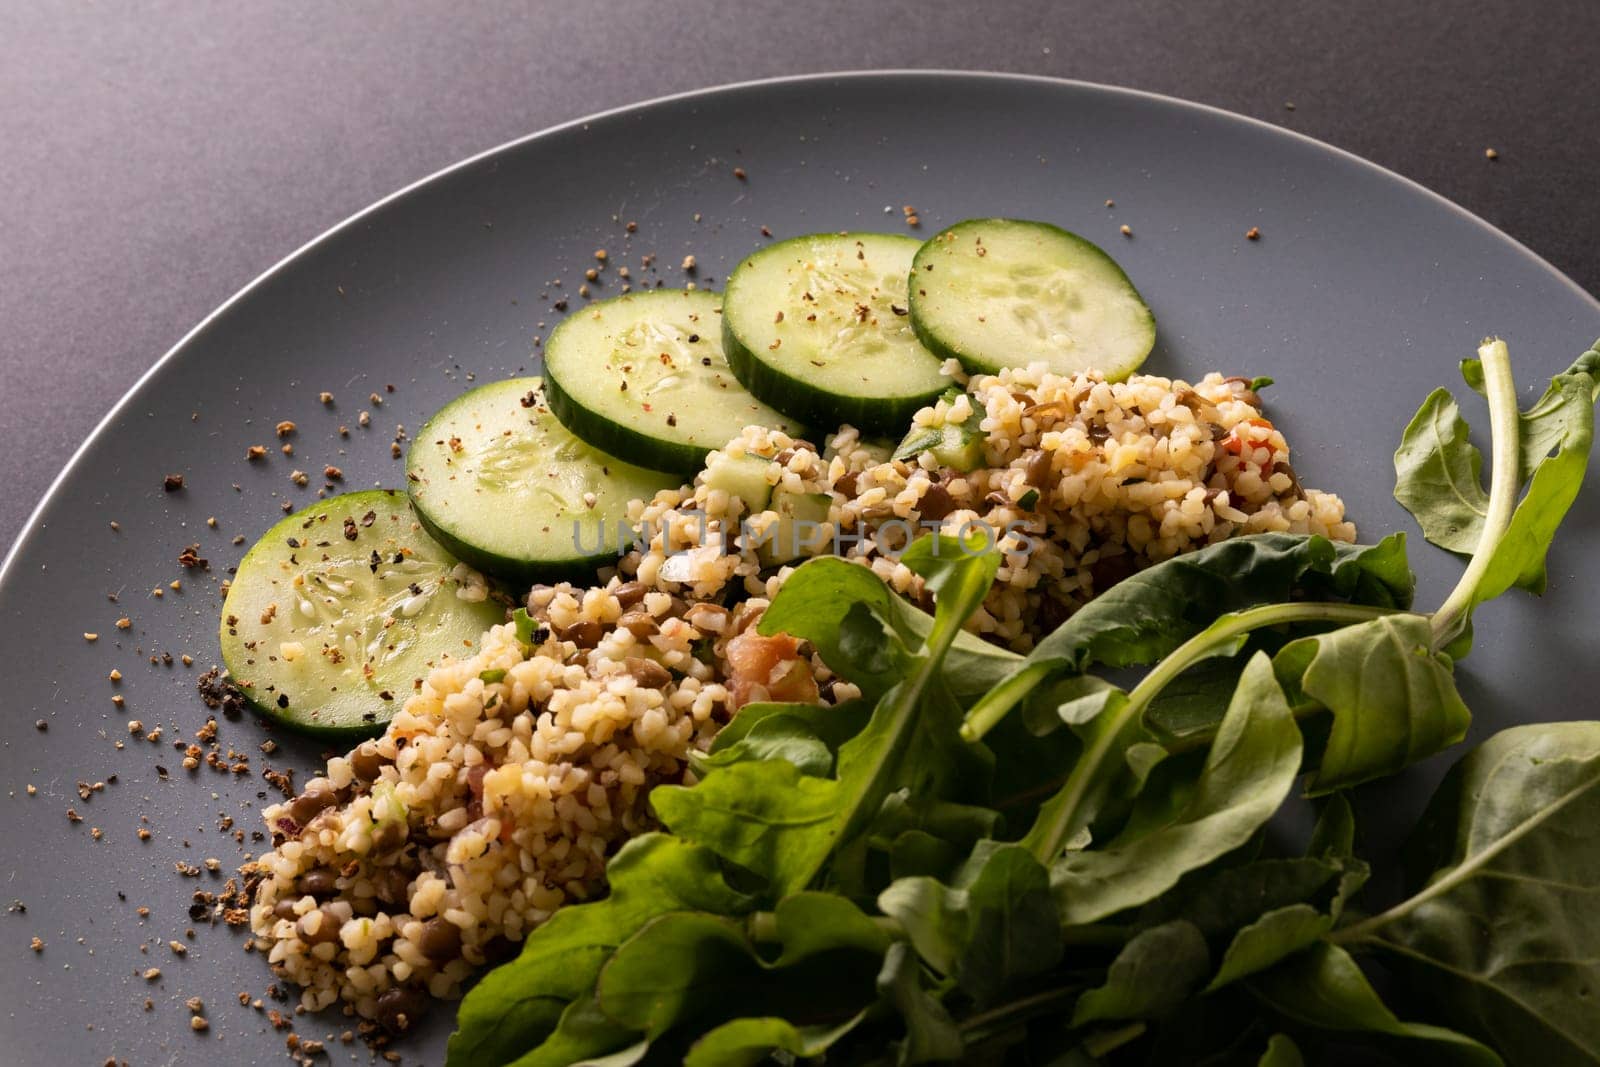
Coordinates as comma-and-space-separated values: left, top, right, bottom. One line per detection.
4, 67, 1597, 587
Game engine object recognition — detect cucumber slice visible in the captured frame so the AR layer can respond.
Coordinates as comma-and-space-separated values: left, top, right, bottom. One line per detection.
755, 490, 835, 567
703, 451, 773, 513
893, 391, 988, 472
407, 377, 678, 584
542, 289, 802, 473
219, 490, 504, 738
909, 219, 1156, 379
722, 232, 949, 432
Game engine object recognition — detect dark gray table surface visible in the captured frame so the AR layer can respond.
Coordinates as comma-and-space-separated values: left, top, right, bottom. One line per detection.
2, 0, 1597, 555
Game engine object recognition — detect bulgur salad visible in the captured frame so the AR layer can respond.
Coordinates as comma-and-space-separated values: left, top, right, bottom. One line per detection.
210, 219, 1600, 1066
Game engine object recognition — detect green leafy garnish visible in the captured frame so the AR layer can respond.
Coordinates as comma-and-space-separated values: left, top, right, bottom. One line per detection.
447, 339, 1600, 1067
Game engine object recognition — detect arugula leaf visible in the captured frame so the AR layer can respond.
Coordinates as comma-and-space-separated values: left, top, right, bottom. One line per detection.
691, 713, 836, 777
1248, 943, 1502, 1066
876, 941, 965, 1064
446, 835, 751, 1067
1275, 613, 1471, 793
1345, 721, 1600, 1062
757, 554, 1020, 700
504, 996, 649, 1067
658, 535, 999, 896
650, 760, 844, 896
1046, 654, 1302, 923
1401, 341, 1600, 646
1398, 342, 1600, 562
1393, 385, 1489, 554
878, 845, 1061, 1006
1071, 920, 1210, 1025
1307, 792, 1356, 859
683, 1014, 866, 1067
1475, 365, 1596, 599
1257, 1033, 1304, 1067
706, 698, 871, 756
595, 900, 886, 1040
964, 533, 1413, 740
1138, 855, 1351, 939
1205, 857, 1366, 991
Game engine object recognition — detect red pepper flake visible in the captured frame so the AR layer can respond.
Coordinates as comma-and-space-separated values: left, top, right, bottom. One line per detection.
1246, 227, 1261, 241
733, 167, 747, 180
162, 473, 185, 492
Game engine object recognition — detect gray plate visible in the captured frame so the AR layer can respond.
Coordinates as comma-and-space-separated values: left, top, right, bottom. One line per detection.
2, 72, 1597, 1066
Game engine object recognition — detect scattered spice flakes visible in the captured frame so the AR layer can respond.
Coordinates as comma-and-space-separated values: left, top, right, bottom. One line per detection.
733, 166, 747, 180
30, 937, 43, 953
1246, 226, 1262, 241
319, 391, 334, 405
189, 1016, 208, 1032
1485, 147, 1499, 161
168, 940, 188, 956
681, 255, 697, 272
1120, 224, 1133, 238
281, 443, 294, 456
178, 544, 208, 569
35, 718, 47, 732
275, 420, 296, 437
246, 445, 267, 461
593, 248, 607, 262
1105, 198, 1115, 208
323, 465, 343, 481
760, 225, 772, 237
109, 521, 120, 532
143, 967, 161, 980
369, 392, 383, 406
625, 220, 637, 233
163, 473, 186, 492
358, 411, 371, 428
289, 470, 309, 487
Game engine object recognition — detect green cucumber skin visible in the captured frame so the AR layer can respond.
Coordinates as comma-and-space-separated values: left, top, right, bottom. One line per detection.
541, 342, 710, 475
908, 218, 1156, 379
407, 500, 619, 589
721, 232, 947, 434
719, 311, 930, 434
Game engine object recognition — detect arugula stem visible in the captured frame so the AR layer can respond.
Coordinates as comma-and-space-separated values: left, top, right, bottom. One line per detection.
746, 910, 905, 945
1431, 339, 1521, 645
956, 985, 1080, 1035
1026, 601, 1396, 864
960, 662, 1054, 742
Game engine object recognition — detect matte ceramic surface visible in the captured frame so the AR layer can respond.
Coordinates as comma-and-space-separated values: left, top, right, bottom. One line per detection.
1, 73, 1596, 1065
